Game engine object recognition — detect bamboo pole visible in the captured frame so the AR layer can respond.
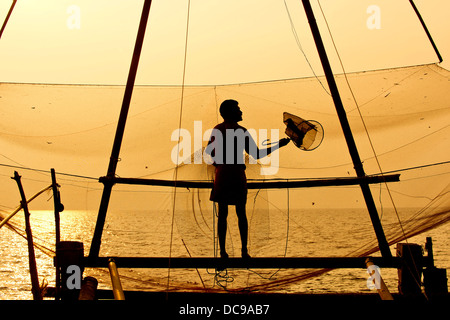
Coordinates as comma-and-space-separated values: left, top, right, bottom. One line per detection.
11, 171, 43, 300
409, 0, 443, 63
99, 174, 400, 189
0, 0, 17, 40
51, 169, 62, 245
108, 259, 125, 300
0, 184, 52, 229
365, 258, 394, 300
51, 168, 63, 300
89, 0, 153, 259
301, 0, 392, 259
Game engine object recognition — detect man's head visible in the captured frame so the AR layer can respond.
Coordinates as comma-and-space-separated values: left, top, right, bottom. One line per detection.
219, 99, 243, 122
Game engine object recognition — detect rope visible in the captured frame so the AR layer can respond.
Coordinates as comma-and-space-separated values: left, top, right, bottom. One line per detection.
167, 0, 192, 291
283, 0, 330, 96
0, 163, 98, 181
316, 0, 424, 293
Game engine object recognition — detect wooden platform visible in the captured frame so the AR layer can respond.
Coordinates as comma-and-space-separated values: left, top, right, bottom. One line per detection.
84, 256, 405, 269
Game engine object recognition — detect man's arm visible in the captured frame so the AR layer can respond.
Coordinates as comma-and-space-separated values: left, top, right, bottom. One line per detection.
245, 134, 290, 160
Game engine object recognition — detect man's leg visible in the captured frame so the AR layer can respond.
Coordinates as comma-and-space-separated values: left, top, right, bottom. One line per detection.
236, 203, 250, 258
218, 202, 228, 258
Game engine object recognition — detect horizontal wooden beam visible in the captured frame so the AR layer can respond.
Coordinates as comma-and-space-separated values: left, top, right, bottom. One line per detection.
84, 256, 403, 269
99, 174, 400, 190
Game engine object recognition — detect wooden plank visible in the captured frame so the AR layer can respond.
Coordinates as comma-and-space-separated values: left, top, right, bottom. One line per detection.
84, 256, 402, 269
99, 174, 400, 189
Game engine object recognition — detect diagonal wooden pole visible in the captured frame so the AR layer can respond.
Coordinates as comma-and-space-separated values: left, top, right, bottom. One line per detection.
301, 0, 392, 259
89, 0, 153, 259
0, 0, 17, 40
409, 0, 443, 63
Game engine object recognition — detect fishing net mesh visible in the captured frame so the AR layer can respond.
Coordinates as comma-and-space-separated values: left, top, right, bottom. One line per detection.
1, 64, 449, 293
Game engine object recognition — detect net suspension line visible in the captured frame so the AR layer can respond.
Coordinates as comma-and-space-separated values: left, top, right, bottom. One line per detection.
316, 1, 400, 216
167, 0, 193, 291
316, 0, 424, 289
283, 0, 330, 96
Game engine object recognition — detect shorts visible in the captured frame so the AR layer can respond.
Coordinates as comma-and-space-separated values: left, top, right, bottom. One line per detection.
210, 165, 247, 205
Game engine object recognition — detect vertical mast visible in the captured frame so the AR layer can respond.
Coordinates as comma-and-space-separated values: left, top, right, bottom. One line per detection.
89, 0, 153, 259
301, 0, 392, 259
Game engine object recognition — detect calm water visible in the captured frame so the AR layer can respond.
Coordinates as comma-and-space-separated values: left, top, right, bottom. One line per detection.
1, 208, 449, 300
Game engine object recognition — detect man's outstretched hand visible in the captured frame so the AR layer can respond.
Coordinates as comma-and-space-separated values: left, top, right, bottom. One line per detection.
278, 138, 291, 147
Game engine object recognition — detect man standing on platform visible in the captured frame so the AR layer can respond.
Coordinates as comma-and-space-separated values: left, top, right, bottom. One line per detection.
206, 99, 290, 259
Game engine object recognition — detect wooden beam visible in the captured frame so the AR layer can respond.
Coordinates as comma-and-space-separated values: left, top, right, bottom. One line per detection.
89, 0, 154, 259
301, 0, 392, 260
84, 256, 403, 269
99, 174, 400, 189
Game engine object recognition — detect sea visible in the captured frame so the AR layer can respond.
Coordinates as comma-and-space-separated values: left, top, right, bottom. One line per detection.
1, 208, 449, 300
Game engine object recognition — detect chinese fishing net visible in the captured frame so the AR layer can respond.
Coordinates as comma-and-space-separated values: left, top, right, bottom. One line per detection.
1, 64, 449, 294
0, 1, 449, 296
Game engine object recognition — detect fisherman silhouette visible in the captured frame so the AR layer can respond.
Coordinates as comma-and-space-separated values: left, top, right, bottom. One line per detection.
206, 99, 290, 259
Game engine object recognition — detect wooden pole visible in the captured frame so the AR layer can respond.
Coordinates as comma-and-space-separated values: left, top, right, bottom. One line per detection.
108, 259, 125, 300
0, 0, 17, 40
365, 258, 394, 300
0, 184, 52, 229
301, 0, 392, 259
409, 0, 443, 63
99, 174, 400, 189
51, 169, 62, 245
89, 0, 153, 259
51, 168, 63, 300
11, 171, 43, 300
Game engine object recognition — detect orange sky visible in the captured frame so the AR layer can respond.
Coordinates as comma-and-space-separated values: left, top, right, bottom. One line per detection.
0, 0, 449, 210
0, 0, 448, 85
